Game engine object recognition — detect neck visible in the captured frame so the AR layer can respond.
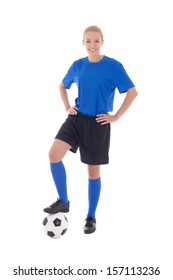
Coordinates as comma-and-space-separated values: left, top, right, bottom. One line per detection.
88, 54, 104, 62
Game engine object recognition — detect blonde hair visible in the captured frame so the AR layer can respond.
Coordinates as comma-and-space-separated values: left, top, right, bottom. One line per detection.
83, 25, 104, 40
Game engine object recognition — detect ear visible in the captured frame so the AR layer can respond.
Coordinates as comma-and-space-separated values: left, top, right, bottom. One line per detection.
82, 40, 85, 45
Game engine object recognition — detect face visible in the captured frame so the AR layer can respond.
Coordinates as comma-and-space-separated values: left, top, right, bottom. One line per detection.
83, 31, 104, 58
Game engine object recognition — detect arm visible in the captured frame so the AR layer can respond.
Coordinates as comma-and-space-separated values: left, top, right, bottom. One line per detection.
113, 87, 138, 121
59, 82, 77, 115
96, 87, 138, 125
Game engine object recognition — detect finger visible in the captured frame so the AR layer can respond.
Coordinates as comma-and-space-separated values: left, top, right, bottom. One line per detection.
70, 111, 77, 115
96, 117, 107, 123
96, 119, 105, 123
72, 107, 78, 114
72, 109, 77, 115
96, 119, 109, 125
100, 121, 108, 125
96, 116, 105, 121
70, 108, 78, 115
96, 114, 108, 120
73, 106, 78, 111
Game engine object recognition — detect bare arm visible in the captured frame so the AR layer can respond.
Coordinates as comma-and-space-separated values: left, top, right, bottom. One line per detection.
113, 87, 138, 120
59, 82, 77, 115
96, 87, 138, 125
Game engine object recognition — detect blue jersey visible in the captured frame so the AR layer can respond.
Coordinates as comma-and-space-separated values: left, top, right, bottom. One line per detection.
62, 55, 135, 116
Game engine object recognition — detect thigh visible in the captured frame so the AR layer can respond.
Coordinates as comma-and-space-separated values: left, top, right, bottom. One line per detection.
55, 115, 79, 153
49, 139, 71, 163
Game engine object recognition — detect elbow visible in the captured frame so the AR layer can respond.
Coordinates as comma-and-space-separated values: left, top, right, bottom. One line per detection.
134, 87, 138, 97
134, 89, 138, 98
128, 87, 138, 98
59, 82, 65, 91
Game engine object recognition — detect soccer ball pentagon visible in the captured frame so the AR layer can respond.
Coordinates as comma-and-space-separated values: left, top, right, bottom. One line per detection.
42, 213, 68, 239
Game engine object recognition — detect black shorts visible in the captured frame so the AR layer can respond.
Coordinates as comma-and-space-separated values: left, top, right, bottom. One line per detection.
55, 112, 111, 165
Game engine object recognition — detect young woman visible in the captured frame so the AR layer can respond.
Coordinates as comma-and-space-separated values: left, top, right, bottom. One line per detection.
43, 25, 138, 234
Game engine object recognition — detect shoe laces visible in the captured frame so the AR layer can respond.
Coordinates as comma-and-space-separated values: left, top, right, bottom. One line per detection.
50, 199, 60, 208
85, 216, 96, 226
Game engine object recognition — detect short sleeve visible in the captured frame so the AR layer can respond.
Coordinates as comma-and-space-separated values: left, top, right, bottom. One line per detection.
62, 62, 75, 89
115, 63, 135, 93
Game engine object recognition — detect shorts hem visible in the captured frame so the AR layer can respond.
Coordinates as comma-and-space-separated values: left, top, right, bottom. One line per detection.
55, 136, 78, 153
81, 159, 109, 165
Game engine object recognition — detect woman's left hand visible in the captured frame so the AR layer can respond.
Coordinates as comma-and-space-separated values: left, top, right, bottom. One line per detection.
95, 114, 117, 125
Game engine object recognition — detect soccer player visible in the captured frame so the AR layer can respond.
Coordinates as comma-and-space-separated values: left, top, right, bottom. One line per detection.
43, 25, 138, 234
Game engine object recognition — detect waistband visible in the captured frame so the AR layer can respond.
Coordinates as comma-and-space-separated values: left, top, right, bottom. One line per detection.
76, 111, 97, 120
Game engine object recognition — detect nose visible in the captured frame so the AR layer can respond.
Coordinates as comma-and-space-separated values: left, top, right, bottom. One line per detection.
90, 42, 96, 48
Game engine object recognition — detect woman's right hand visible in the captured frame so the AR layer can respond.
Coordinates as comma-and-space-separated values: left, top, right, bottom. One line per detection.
66, 106, 78, 115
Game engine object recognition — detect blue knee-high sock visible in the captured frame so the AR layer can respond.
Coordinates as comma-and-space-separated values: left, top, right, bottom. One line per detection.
87, 177, 101, 219
50, 161, 68, 204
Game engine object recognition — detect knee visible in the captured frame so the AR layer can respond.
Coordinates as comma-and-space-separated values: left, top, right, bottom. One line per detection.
88, 165, 100, 180
48, 140, 70, 163
48, 148, 61, 163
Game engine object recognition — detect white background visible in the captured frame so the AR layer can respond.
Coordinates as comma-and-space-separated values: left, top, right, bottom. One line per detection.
0, 0, 172, 279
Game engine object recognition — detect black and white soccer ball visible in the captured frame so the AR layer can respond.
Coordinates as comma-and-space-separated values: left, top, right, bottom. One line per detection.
42, 213, 68, 239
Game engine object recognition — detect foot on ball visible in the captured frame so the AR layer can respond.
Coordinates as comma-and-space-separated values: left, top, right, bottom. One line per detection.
43, 199, 70, 214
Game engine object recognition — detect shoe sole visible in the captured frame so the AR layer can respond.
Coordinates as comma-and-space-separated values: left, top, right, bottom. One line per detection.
84, 227, 96, 234
43, 208, 69, 214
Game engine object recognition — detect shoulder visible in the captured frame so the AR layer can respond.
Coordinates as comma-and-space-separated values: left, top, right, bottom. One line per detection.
70, 57, 88, 71
72, 57, 88, 66
104, 56, 128, 75
104, 56, 123, 68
